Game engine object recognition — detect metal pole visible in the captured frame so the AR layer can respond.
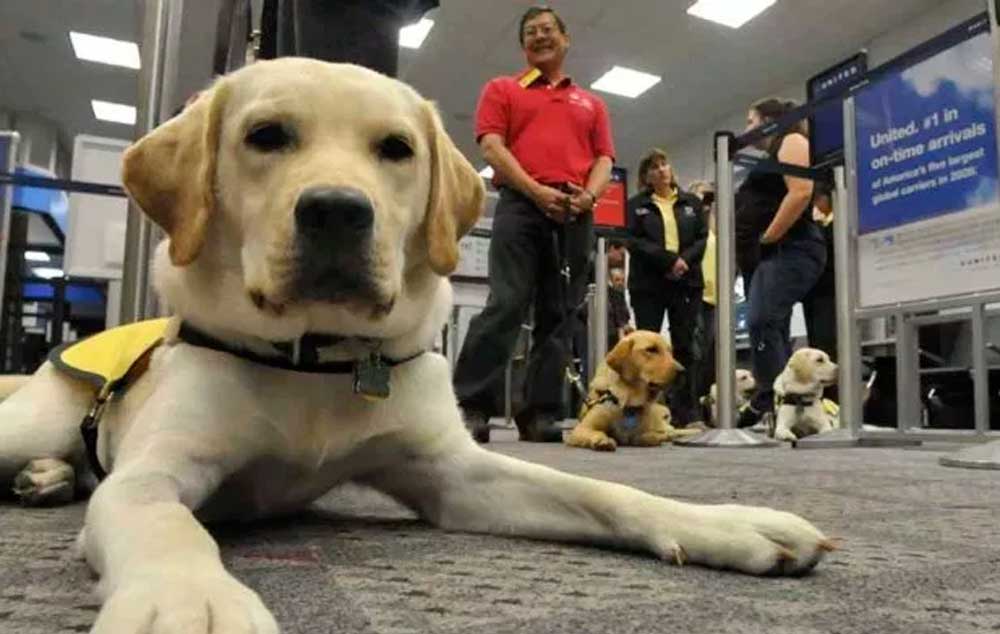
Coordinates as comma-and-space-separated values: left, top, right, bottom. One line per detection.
0, 132, 19, 340
593, 236, 609, 373
971, 302, 990, 435
121, 0, 173, 324
797, 165, 861, 447
678, 132, 776, 447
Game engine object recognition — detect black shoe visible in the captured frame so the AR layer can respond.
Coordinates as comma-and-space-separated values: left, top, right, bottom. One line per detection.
462, 408, 490, 443
515, 412, 564, 443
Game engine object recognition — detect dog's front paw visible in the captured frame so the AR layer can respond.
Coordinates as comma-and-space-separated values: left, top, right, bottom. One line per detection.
592, 436, 617, 451
652, 503, 836, 576
91, 571, 279, 633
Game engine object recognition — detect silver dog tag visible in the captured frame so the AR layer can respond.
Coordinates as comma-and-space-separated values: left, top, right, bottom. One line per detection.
353, 354, 391, 400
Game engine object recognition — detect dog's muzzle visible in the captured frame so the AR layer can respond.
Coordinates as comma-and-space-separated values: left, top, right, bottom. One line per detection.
292, 185, 380, 303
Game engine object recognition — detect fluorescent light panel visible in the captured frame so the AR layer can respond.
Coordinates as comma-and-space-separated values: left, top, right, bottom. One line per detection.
32, 267, 64, 280
69, 31, 140, 69
479, 166, 495, 179
399, 18, 434, 49
24, 251, 50, 262
92, 100, 136, 125
590, 66, 661, 99
687, 0, 777, 29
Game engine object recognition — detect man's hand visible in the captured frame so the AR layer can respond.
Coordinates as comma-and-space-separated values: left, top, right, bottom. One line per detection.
565, 182, 597, 215
532, 184, 571, 222
670, 258, 689, 279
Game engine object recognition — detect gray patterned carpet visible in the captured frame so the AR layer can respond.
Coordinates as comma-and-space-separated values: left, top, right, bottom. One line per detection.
2, 430, 999, 633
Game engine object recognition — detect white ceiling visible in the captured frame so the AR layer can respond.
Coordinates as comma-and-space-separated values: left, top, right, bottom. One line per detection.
0, 0, 957, 174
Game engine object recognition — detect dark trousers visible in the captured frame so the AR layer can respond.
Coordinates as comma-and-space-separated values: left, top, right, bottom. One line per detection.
748, 240, 826, 413
454, 189, 592, 418
803, 282, 838, 401
631, 286, 702, 424
260, 0, 437, 76
803, 285, 837, 361
693, 301, 716, 416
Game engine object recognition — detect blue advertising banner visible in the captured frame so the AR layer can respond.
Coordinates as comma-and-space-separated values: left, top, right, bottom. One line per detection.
854, 18, 1000, 307
856, 31, 997, 234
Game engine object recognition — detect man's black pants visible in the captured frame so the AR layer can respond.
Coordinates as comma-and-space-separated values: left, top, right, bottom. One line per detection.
454, 188, 592, 419
630, 285, 702, 424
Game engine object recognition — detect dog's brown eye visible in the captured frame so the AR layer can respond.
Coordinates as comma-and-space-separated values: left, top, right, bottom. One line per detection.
245, 123, 294, 152
645, 346, 658, 354
376, 134, 414, 162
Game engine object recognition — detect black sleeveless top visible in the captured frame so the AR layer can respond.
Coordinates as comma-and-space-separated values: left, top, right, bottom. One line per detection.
734, 135, 821, 274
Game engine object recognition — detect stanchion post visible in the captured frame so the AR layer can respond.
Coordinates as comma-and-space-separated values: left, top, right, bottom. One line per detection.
796, 164, 862, 448
678, 132, 776, 448
593, 236, 609, 377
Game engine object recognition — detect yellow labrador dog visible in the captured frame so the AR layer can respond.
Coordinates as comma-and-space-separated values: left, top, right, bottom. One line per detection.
772, 348, 839, 441
566, 331, 697, 451
0, 59, 833, 633
701, 369, 757, 427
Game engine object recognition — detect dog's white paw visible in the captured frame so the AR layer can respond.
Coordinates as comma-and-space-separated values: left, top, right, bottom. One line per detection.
13, 458, 75, 505
774, 426, 798, 442
91, 572, 279, 633
650, 503, 836, 576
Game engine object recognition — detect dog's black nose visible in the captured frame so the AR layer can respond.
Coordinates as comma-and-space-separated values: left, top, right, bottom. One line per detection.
295, 186, 374, 235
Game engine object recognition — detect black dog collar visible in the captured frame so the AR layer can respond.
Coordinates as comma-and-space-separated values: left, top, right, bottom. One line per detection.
176, 322, 424, 396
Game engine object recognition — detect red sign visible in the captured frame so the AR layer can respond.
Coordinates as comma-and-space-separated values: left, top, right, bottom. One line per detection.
593, 167, 627, 228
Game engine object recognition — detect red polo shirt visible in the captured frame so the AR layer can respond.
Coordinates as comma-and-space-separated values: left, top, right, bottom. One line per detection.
475, 68, 615, 187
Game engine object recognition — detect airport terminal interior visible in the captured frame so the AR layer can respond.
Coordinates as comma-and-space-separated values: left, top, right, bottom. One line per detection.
1, 1, 999, 632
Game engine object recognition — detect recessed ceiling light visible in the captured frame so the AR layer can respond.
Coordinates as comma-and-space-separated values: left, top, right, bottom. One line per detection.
590, 66, 661, 99
687, 0, 777, 29
32, 267, 64, 280
399, 18, 434, 49
479, 166, 495, 179
24, 251, 50, 262
92, 100, 136, 125
70, 31, 141, 69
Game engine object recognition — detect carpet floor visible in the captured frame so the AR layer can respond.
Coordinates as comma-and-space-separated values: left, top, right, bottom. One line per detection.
1, 429, 998, 633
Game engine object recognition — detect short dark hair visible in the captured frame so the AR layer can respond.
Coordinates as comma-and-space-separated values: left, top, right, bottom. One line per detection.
751, 97, 807, 138
519, 6, 567, 46
607, 239, 626, 250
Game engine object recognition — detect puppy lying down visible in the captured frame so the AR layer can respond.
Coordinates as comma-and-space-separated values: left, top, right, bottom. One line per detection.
772, 347, 839, 441
566, 331, 701, 451
0, 59, 834, 634
700, 368, 756, 428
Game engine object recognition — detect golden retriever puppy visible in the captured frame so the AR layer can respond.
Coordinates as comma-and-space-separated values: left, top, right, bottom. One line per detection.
566, 331, 698, 451
700, 369, 756, 427
772, 348, 839, 441
0, 60, 833, 633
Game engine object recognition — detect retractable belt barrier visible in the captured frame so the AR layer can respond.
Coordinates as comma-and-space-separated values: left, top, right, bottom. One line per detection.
0, 172, 128, 198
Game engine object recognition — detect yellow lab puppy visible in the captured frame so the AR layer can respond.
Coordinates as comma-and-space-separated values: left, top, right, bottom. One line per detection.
566, 331, 699, 451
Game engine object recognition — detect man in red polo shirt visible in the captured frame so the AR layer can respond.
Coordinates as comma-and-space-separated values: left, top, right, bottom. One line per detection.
454, 5, 615, 443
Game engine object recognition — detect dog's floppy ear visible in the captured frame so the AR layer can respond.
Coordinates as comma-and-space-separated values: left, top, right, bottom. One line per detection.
606, 336, 635, 379
121, 82, 230, 266
421, 100, 485, 275
789, 351, 814, 385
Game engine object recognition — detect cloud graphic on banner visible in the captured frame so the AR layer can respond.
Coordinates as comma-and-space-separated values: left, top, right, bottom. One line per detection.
900, 35, 993, 109
966, 176, 999, 208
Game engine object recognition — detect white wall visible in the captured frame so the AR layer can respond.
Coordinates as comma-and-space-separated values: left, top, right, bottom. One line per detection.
669, 0, 986, 187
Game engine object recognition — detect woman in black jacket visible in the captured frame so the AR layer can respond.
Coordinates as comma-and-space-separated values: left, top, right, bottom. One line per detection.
626, 148, 708, 424
734, 98, 827, 424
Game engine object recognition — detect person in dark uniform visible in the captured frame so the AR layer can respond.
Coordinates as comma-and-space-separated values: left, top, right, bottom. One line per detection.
626, 149, 708, 425
735, 98, 827, 425
453, 6, 616, 443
